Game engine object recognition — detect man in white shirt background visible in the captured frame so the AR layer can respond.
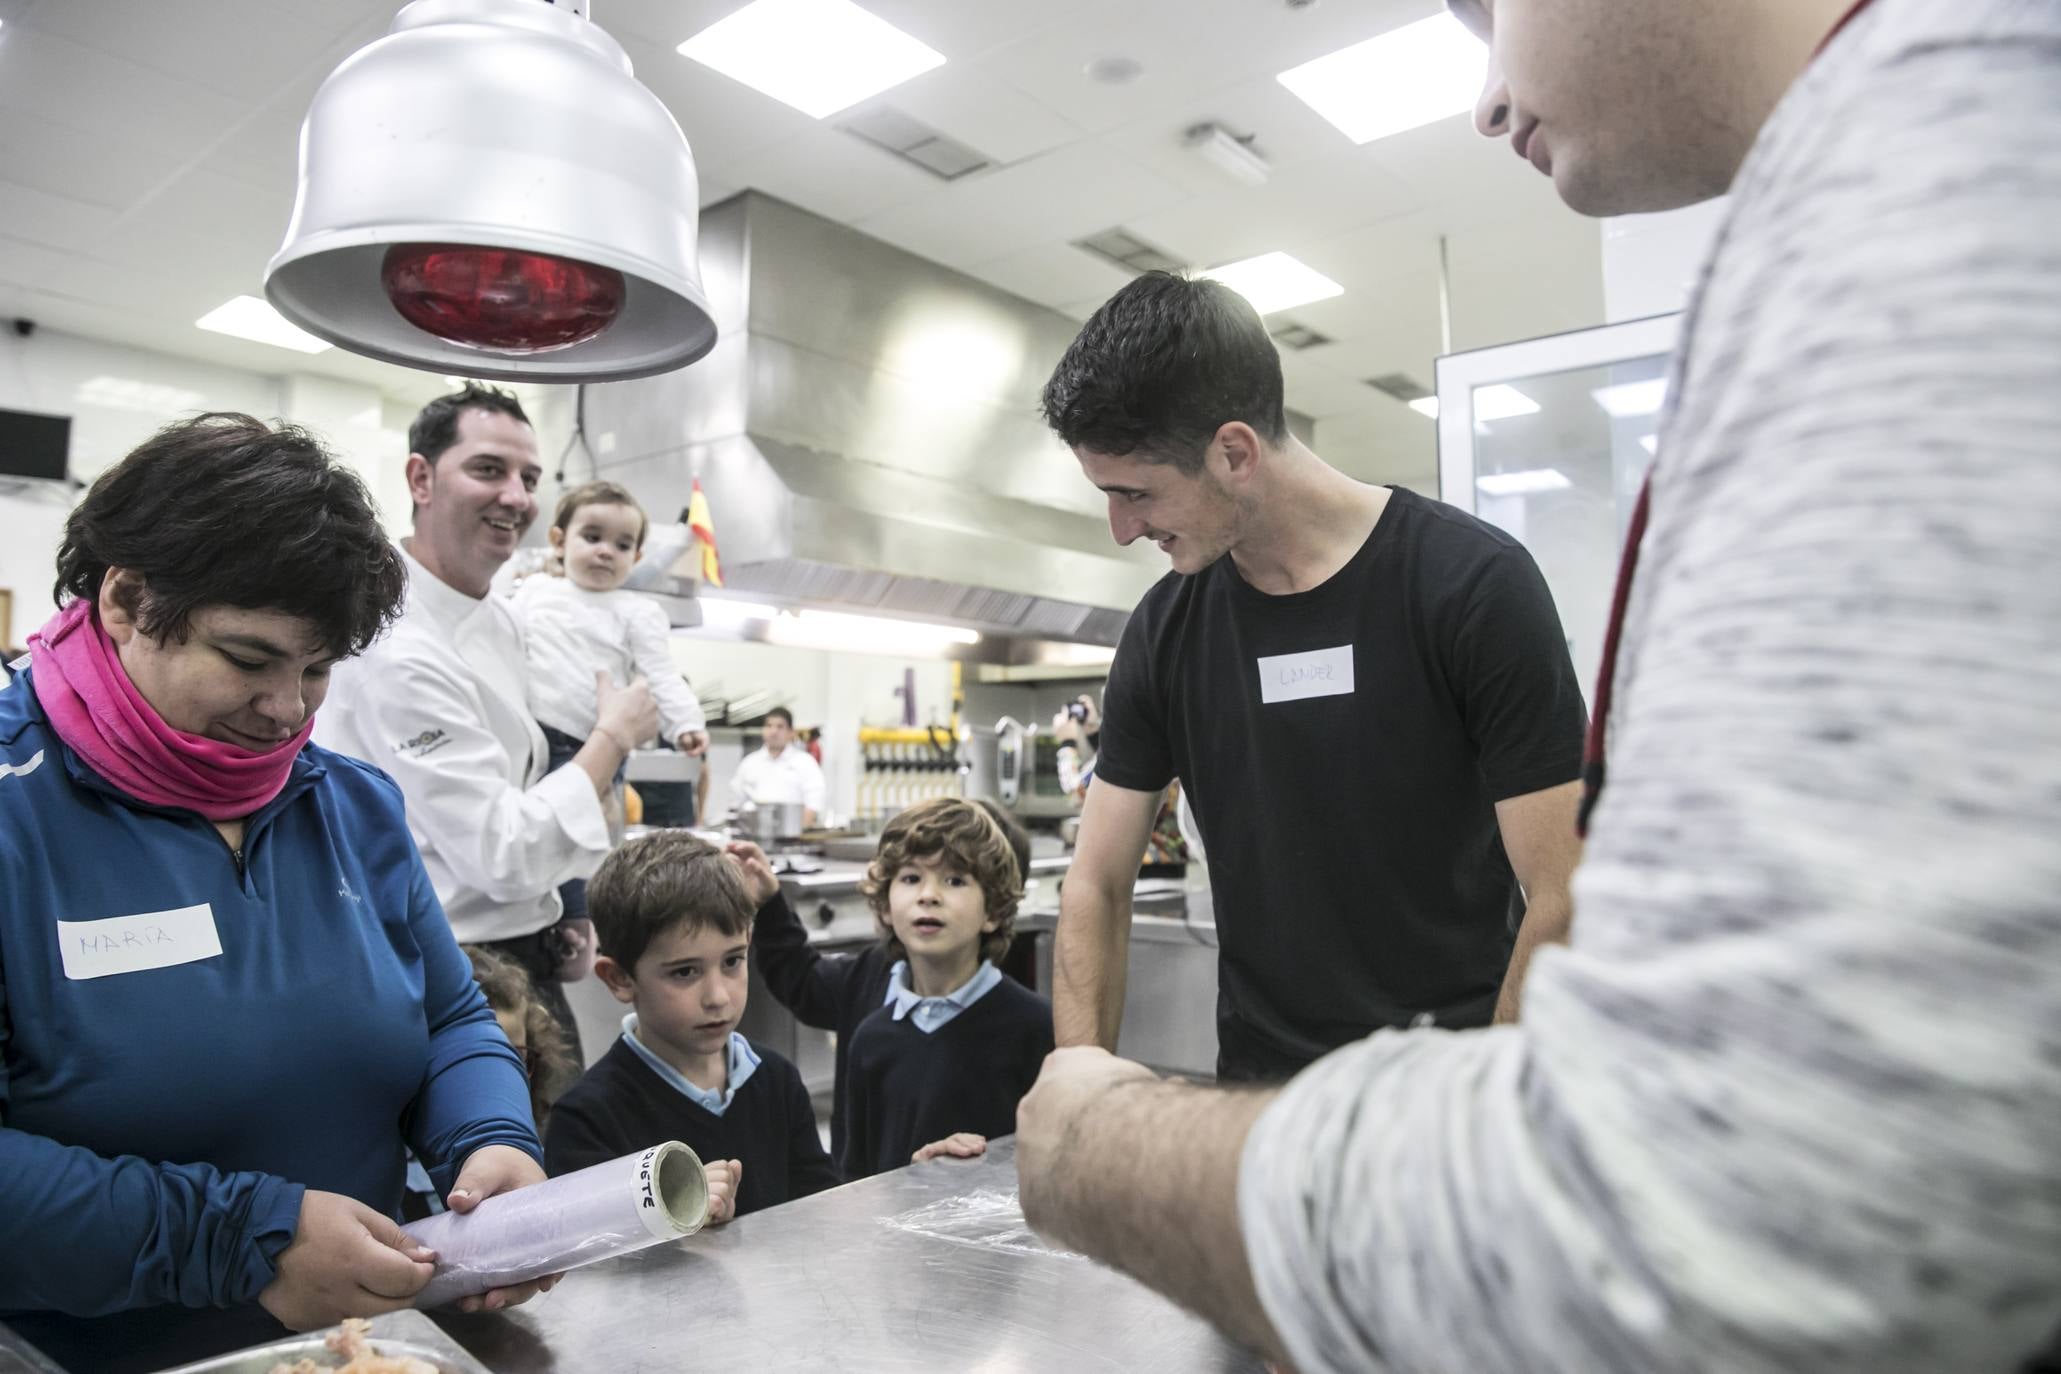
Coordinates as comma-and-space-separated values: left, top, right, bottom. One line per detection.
316, 385, 659, 1049
729, 705, 825, 829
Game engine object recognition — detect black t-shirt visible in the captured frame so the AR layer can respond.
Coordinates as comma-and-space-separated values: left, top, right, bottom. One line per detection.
1095, 486, 1585, 1078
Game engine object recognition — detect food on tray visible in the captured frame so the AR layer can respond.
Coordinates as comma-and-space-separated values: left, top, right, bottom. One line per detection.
264, 1317, 440, 1374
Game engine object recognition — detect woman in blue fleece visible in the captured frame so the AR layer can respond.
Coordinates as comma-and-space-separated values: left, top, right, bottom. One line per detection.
0, 415, 553, 1373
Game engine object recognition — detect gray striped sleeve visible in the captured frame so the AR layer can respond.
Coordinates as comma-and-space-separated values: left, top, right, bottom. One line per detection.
1238, 3, 2061, 1370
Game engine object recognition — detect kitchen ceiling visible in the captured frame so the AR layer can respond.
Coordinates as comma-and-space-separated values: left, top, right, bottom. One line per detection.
0, 0, 1604, 491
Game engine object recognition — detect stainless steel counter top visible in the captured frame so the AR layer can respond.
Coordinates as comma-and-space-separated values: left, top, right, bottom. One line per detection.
429, 1138, 1260, 1373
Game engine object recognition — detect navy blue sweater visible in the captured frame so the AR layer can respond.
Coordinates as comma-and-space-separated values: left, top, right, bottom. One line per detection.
544, 1037, 841, 1217
747, 891, 894, 1164
843, 977, 1053, 1178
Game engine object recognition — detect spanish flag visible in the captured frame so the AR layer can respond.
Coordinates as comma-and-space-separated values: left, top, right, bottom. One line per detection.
686, 478, 723, 587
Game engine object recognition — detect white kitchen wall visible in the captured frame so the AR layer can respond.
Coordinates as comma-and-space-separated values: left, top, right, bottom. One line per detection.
0, 324, 575, 645
666, 631, 957, 822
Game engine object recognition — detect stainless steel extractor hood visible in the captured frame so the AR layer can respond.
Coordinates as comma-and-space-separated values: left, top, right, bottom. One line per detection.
575, 192, 1166, 646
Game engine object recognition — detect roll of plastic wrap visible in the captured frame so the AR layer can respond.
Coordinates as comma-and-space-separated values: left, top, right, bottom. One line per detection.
402, 1141, 709, 1308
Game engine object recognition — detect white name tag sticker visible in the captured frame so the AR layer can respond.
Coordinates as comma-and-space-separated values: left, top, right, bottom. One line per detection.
1257, 643, 1356, 704
58, 903, 223, 981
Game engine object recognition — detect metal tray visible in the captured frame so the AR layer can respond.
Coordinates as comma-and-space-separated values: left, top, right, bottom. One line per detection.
150, 1311, 492, 1374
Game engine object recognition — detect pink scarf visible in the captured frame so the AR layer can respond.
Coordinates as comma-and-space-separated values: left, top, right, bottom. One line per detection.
27, 598, 313, 820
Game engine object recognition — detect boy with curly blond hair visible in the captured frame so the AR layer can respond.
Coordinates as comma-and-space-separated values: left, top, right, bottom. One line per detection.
839, 798, 1054, 1178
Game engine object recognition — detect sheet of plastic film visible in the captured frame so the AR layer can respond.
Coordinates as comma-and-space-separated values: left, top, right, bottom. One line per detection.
401, 1141, 710, 1308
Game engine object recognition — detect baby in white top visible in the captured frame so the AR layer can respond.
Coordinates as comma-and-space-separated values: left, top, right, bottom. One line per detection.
510, 481, 710, 975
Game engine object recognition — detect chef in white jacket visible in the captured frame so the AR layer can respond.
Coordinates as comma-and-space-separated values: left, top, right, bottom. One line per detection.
316, 386, 657, 1050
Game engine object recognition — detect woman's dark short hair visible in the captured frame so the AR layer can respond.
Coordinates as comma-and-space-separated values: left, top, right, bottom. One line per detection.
862, 797, 1024, 965
408, 382, 531, 465
53, 412, 405, 657
588, 830, 756, 973
1040, 271, 1288, 476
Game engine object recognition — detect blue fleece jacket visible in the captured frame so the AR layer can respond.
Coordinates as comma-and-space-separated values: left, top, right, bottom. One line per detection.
0, 666, 541, 1322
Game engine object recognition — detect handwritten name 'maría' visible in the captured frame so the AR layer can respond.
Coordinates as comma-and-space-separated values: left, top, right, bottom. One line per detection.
78, 926, 174, 955
1278, 663, 1335, 685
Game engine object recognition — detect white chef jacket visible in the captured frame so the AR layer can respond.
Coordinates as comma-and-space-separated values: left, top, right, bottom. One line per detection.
731, 744, 826, 814
314, 545, 611, 943
508, 576, 705, 744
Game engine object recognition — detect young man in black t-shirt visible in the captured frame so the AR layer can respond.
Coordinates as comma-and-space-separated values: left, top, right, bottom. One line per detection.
1039, 271, 1587, 1081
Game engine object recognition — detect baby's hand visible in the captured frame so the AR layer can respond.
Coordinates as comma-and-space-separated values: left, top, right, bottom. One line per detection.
724, 842, 781, 906
703, 1158, 742, 1226
911, 1133, 987, 1164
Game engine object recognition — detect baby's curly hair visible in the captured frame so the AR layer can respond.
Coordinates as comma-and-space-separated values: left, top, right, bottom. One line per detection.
862, 797, 1024, 965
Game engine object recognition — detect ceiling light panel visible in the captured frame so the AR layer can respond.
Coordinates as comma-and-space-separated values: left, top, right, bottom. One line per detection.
1592, 378, 1669, 417
196, 296, 331, 354
679, 0, 946, 120
1277, 14, 1488, 145
1201, 252, 1344, 316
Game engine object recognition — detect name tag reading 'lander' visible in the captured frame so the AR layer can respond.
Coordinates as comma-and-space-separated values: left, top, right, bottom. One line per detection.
1256, 644, 1356, 704
58, 903, 223, 981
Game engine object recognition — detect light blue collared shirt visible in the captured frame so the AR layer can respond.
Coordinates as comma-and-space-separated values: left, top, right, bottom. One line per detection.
884, 959, 1003, 1035
620, 1013, 760, 1117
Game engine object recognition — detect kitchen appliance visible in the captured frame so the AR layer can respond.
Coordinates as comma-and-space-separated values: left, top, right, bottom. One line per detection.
267, 0, 716, 382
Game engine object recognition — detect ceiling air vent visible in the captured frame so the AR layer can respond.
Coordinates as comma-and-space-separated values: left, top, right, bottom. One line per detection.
1072, 227, 1186, 277
1363, 372, 1433, 403
839, 106, 992, 181
1269, 321, 1331, 350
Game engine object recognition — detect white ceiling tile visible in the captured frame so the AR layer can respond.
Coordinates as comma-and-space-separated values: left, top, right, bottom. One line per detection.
26, 0, 381, 103
0, 26, 244, 152
965, 241, 1132, 313
0, 110, 179, 209
1118, 149, 1423, 279
860, 0, 1096, 60
866, 63, 1086, 167
855, 139, 1189, 270
0, 180, 121, 251
702, 124, 951, 226
617, 29, 821, 161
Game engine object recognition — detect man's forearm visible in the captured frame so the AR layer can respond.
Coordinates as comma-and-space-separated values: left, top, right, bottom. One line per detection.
1020, 1077, 1286, 1358
1052, 885, 1132, 1048
1493, 887, 1571, 1024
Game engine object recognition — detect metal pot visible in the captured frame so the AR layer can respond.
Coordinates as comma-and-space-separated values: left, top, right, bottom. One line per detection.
738, 800, 807, 843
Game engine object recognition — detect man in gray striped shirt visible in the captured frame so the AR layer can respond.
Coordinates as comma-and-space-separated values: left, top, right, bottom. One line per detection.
1014, 1, 2061, 1370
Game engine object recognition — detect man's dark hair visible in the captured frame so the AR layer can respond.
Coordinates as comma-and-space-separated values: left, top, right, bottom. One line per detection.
1040, 271, 1288, 476
588, 830, 756, 974
764, 705, 795, 729
53, 413, 405, 658
407, 382, 531, 466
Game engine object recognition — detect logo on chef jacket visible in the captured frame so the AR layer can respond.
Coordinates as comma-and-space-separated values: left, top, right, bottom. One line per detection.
0, 749, 45, 784
394, 728, 451, 759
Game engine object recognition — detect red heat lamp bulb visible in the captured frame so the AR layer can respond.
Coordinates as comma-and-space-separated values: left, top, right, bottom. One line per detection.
381, 243, 627, 354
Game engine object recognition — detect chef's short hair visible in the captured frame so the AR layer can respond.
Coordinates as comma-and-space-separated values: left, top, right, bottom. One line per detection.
764, 706, 795, 729
1040, 271, 1287, 476
53, 412, 404, 658
589, 830, 756, 972
551, 480, 648, 549
862, 797, 1024, 966
408, 382, 531, 467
